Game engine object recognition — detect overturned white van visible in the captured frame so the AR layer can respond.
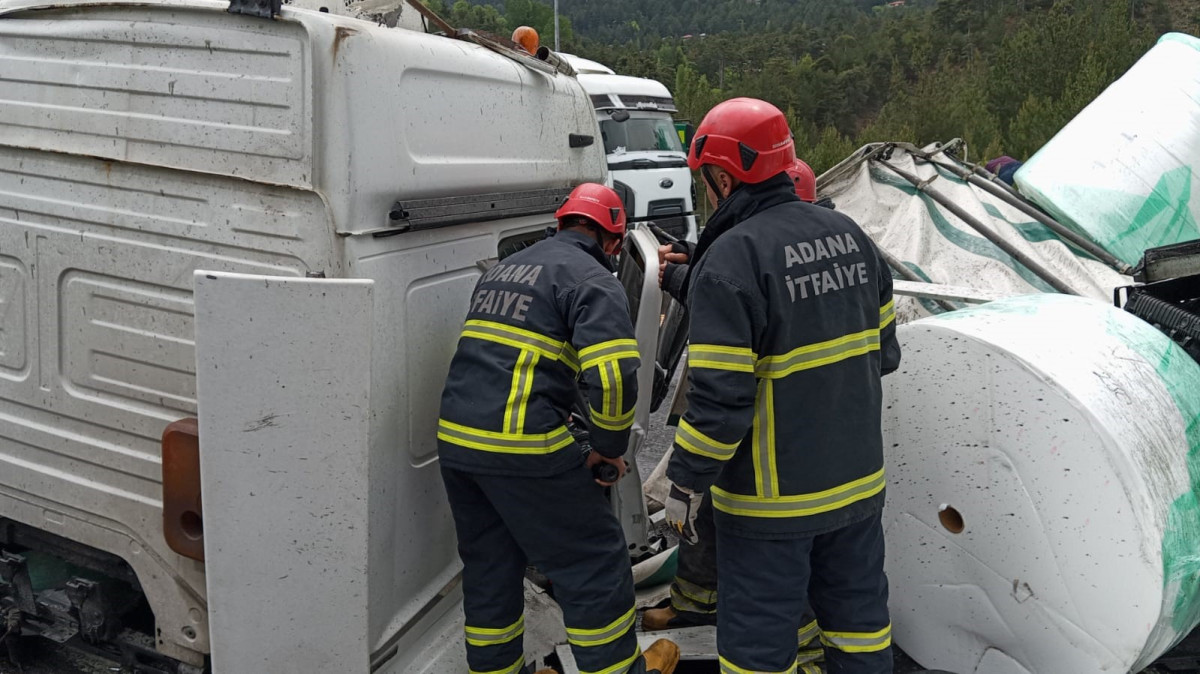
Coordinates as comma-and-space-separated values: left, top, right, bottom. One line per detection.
0, 1, 688, 671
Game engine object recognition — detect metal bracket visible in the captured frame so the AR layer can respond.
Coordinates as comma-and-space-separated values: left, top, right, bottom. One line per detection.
0, 552, 35, 614
228, 0, 281, 19
66, 578, 115, 643
893, 280, 1005, 305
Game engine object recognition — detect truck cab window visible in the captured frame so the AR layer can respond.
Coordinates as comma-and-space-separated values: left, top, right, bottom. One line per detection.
601, 114, 685, 154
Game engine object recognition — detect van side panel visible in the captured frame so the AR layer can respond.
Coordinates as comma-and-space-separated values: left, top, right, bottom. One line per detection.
0, 6, 313, 187
310, 20, 608, 657
0, 146, 337, 662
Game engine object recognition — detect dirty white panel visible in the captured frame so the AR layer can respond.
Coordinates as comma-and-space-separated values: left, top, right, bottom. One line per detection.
0, 255, 29, 380
0, 5, 312, 186
884, 294, 1200, 673
196, 271, 374, 674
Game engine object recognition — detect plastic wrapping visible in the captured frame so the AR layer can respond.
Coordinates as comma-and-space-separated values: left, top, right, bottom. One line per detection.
883, 294, 1200, 673
1015, 33, 1200, 267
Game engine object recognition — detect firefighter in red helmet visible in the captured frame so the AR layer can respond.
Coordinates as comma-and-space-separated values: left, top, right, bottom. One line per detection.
438, 183, 679, 674
660, 98, 901, 674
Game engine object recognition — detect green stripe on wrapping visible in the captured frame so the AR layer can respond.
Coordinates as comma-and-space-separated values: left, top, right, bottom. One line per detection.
1100, 308, 1200, 635
1159, 32, 1200, 51
1108, 166, 1200, 266
869, 167, 1059, 293
979, 203, 1096, 260
898, 261, 955, 314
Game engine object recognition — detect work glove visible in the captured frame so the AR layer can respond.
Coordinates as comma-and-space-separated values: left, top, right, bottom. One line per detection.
664, 483, 704, 545
660, 262, 689, 303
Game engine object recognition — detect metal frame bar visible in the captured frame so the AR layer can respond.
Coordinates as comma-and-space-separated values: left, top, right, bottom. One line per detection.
343, 186, 574, 238
876, 158, 1081, 296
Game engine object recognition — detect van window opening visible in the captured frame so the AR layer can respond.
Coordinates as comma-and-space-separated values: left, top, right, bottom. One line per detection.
600, 113, 684, 155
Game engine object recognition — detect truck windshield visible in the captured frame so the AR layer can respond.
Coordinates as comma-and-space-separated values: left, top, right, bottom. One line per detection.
600, 114, 684, 155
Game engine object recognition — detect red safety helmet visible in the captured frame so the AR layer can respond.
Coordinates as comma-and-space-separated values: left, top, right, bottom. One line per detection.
556, 183, 627, 251
786, 158, 817, 203
687, 97, 796, 185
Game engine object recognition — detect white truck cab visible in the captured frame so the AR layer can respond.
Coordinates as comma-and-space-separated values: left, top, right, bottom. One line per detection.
565, 55, 699, 242
0, 1, 685, 671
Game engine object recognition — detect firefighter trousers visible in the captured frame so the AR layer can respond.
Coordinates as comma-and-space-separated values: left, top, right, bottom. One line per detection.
668, 492, 822, 664
716, 510, 892, 674
441, 463, 646, 674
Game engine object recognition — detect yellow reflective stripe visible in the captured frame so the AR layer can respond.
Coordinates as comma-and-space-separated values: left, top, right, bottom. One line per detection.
880, 299, 895, 329
751, 379, 778, 498
710, 468, 886, 518
611, 361, 623, 419
517, 353, 537, 432
690, 344, 757, 373
580, 646, 642, 674
719, 655, 796, 674
598, 362, 614, 419
503, 350, 538, 435
674, 419, 739, 461
469, 654, 525, 674
755, 329, 880, 379
465, 615, 524, 647
674, 576, 717, 605
578, 338, 640, 371
590, 406, 635, 431
462, 320, 565, 362
797, 620, 820, 647
437, 420, 575, 455
670, 585, 717, 614
798, 662, 823, 674
820, 624, 892, 653
562, 344, 581, 373
566, 606, 636, 648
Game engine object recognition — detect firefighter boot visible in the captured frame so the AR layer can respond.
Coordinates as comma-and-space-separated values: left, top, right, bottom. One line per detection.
532, 639, 679, 674
642, 599, 717, 631
642, 638, 681, 673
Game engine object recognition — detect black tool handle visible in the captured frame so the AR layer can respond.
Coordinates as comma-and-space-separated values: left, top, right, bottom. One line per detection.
592, 461, 620, 483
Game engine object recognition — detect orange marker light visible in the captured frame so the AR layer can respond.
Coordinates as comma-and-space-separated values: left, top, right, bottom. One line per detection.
162, 418, 204, 562
512, 26, 539, 55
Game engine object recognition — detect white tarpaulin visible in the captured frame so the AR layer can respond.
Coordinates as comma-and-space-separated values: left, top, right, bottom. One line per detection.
818, 143, 1129, 320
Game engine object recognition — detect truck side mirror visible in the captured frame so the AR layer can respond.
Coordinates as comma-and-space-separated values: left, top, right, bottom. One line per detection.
680, 122, 696, 152
610, 109, 631, 123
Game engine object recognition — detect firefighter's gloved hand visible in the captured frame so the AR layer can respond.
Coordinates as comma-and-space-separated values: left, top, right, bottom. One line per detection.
587, 451, 627, 486
665, 483, 704, 544
660, 262, 688, 299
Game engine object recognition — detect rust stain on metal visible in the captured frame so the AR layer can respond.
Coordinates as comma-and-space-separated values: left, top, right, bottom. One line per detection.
332, 26, 358, 61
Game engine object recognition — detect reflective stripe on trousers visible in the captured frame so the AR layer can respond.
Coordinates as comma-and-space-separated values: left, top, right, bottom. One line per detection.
566, 605, 636, 648
820, 624, 892, 653
469, 654, 526, 674
465, 615, 525, 648
670, 575, 717, 614
719, 655, 795, 674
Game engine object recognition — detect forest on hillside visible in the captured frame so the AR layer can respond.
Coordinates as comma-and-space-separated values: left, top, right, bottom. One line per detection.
426, 0, 1200, 173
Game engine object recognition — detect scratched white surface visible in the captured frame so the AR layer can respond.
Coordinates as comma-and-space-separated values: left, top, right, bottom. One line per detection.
883, 294, 1199, 673
196, 272, 375, 673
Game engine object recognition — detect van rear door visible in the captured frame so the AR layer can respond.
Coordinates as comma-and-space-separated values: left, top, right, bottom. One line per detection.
193, 271, 377, 674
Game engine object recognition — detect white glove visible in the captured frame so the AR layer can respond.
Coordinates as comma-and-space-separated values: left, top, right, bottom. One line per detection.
664, 483, 704, 544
